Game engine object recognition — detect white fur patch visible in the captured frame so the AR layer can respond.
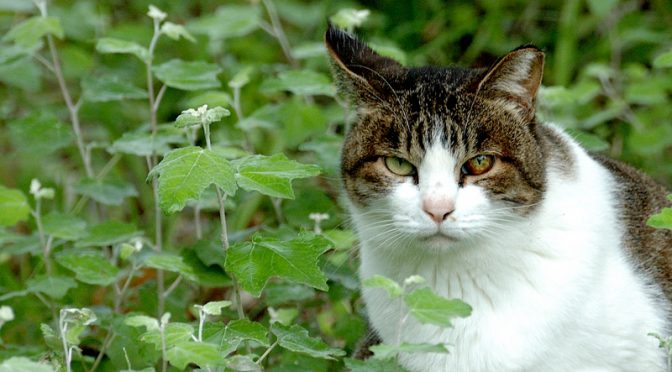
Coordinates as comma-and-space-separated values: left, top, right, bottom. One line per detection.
351, 131, 667, 371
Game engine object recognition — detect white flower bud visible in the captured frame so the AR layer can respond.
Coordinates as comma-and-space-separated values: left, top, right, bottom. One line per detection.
147, 5, 167, 21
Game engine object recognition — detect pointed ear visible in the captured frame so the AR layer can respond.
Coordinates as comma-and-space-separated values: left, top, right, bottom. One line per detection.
324, 24, 404, 105
476, 46, 544, 118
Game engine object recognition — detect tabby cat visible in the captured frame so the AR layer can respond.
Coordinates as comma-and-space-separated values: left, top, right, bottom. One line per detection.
325, 25, 672, 371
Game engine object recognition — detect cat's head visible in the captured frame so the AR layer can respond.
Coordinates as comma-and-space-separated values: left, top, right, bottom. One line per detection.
325, 25, 548, 249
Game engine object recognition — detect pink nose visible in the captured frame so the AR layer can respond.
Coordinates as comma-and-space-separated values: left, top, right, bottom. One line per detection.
422, 198, 455, 224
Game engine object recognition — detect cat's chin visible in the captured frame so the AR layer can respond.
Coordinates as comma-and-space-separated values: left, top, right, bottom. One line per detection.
421, 232, 460, 247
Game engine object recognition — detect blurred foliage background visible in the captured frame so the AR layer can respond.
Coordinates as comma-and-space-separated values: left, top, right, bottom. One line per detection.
0, 0, 671, 370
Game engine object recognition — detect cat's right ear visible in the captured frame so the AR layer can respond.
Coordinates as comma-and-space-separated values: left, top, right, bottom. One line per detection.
325, 24, 403, 105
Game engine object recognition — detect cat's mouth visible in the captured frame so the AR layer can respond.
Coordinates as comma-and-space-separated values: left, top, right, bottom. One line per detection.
423, 232, 459, 244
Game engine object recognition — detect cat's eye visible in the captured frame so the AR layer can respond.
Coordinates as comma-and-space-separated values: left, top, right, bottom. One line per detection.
384, 156, 415, 176
462, 155, 495, 176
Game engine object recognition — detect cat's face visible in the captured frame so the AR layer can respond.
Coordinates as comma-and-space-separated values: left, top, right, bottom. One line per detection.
326, 26, 548, 249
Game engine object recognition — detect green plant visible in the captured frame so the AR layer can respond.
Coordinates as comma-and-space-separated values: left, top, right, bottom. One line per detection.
1, 0, 670, 371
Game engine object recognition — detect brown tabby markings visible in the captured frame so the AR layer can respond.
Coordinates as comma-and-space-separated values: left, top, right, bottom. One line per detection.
326, 25, 574, 215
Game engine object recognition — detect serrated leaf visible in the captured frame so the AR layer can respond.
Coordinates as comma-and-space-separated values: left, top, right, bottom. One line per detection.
260, 70, 335, 97
201, 300, 231, 316
404, 287, 472, 327
125, 315, 159, 331
648, 208, 672, 230
224, 319, 269, 347
185, 90, 232, 108
363, 275, 403, 298
166, 341, 222, 369
81, 75, 147, 102
271, 323, 345, 360
344, 358, 409, 372
55, 251, 119, 286
234, 154, 320, 199
148, 146, 237, 214
42, 212, 87, 240
0, 357, 54, 372
140, 323, 194, 350
153, 59, 221, 91
225, 355, 260, 372
225, 233, 332, 297
0, 185, 30, 226
41, 323, 62, 351
144, 253, 197, 281
26, 276, 77, 299
109, 129, 185, 157
76, 220, 142, 247
265, 283, 315, 306
370, 342, 449, 360
160, 22, 196, 42
188, 5, 260, 40
8, 112, 73, 156
4, 16, 63, 48
653, 50, 672, 68
96, 37, 149, 62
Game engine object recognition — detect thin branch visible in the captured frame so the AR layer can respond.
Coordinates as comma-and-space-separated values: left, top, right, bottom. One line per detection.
261, 0, 298, 68
162, 275, 183, 299
88, 331, 116, 372
153, 84, 167, 112
256, 339, 279, 365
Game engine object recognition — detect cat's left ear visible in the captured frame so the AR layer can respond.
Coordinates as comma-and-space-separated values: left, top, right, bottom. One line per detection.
476, 46, 544, 119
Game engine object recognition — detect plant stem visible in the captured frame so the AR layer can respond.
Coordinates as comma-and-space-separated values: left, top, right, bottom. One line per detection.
88, 331, 116, 372
59, 312, 72, 372
163, 275, 182, 298
145, 16, 166, 318
45, 34, 93, 178
261, 0, 298, 68
232, 86, 253, 152
159, 321, 168, 372
194, 205, 203, 239
32, 199, 53, 276
202, 117, 246, 320
256, 339, 279, 365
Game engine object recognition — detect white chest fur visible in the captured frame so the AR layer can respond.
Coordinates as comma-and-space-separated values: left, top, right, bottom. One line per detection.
353, 132, 667, 371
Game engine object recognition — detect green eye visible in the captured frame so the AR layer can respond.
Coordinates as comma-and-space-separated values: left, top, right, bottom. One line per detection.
462, 155, 495, 176
384, 156, 415, 176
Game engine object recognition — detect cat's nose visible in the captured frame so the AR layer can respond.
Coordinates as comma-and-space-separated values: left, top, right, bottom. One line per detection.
422, 198, 455, 224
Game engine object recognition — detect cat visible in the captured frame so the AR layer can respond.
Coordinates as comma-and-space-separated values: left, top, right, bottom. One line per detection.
325, 24, 672, 371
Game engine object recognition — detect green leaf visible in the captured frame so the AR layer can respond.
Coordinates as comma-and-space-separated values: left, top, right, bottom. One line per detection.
0, 185, 30, 226
81, 75, 148, 102
96, 37, 149, 63
41, 323, 62, 351
653, 50, 672, 68
330, 8, 370, 29
26, 275, 77, 299
648, 208, 672, 230
4, 16, 63, 48
0, 357, 54, 372
194, 240, 226, 268
148, 146, 237, 214
200, 300, 231, 316
363, 275, 403, 298
225, 355, 261, 372
109, 128, 185, 157
370, 342, 449, 360
229, 66, 254, 89
55, 251, 119, 286
42, 212, 87, 240
265, 283, 315, 306
344, 358, 409, 372
223, 319, 269, 347
153, 59, 221, 91
260, 70, 335, 97
160, 22, 196, 42
587, 0, 618, 18
185, 90, 232, 108
188, 5, 260, 40
0, 56, 42, 91
404, 287, 472, 327
140, 322, 194, 350
225, 233, 332, 297
271, 323, 345, 360
125, 315, 159, 331
76, 220, 142, 247
234, 154, 320, 199
175, 106, 230, 128
74, 178, 138, 206
144, 253, 197, 281
9, 112, 73, 156
166, 341, 222, 369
